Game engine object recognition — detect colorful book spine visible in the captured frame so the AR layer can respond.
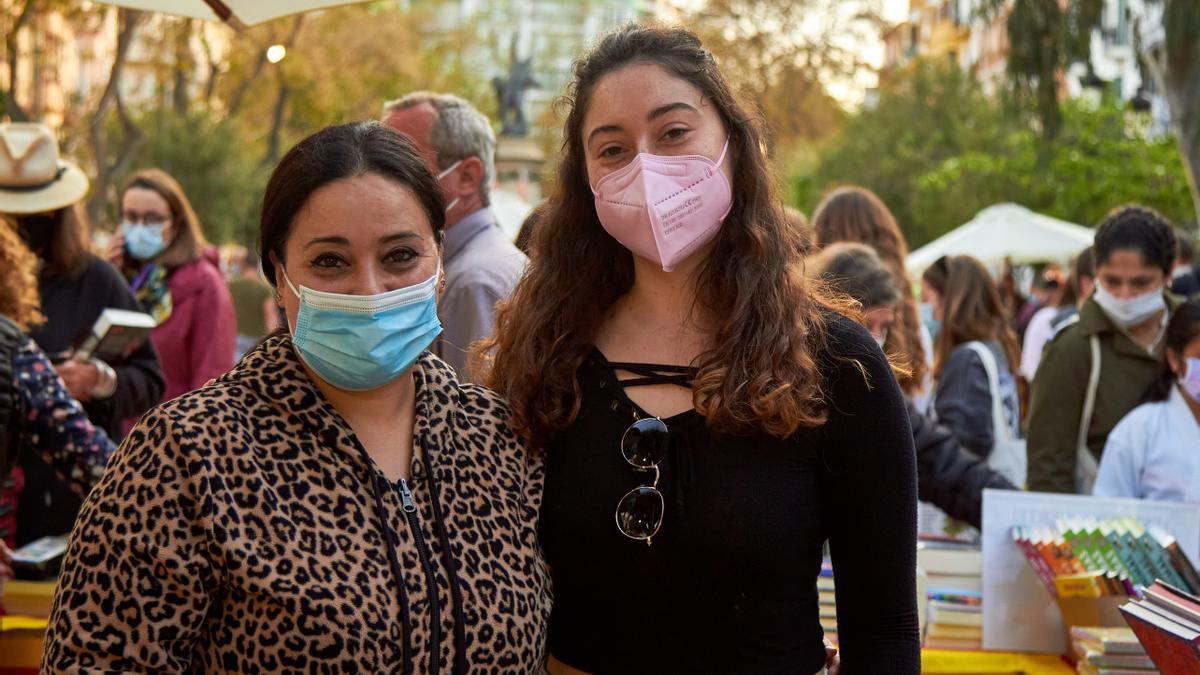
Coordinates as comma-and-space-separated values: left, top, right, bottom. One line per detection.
1012, 526, 1058, 595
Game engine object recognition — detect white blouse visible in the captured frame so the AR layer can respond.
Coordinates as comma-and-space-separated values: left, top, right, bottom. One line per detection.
1094, 386, 1200, 503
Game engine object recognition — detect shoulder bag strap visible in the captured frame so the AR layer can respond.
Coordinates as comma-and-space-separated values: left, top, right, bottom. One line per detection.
1076, 335, 1102, 490
964, 341, 1010, 443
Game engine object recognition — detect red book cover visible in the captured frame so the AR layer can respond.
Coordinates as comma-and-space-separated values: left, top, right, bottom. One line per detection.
1120, 602, 1200, 675
1012, 528, 1058, 595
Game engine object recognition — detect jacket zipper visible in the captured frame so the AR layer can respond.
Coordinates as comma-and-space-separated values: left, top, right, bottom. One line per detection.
400, 478, 441, 675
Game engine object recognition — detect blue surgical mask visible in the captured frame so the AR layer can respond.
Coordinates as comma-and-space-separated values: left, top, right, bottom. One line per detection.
122, 221, 168, 260
920, 301, 941, 341
282, 265, 442, 391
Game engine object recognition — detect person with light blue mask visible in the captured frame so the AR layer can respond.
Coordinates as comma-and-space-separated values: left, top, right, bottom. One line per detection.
45, 122, 551, 673
108, 169, 236, 408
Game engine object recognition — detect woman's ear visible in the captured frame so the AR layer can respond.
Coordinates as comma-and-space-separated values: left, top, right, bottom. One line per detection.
269, 251, 286, 299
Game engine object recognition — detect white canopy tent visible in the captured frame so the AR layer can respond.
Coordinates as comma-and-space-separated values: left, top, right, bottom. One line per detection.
94, 0, 367, 27
906, 203, 1095, 274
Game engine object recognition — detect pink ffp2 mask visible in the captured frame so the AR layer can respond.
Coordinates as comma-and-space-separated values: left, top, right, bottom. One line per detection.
591, 139, 732, 272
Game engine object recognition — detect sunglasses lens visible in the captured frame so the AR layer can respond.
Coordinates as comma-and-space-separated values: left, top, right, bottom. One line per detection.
621, 417, 669, 468
616, 486, 664, 540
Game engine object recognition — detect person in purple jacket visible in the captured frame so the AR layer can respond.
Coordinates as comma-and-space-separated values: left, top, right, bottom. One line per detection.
108, 169, 236, 406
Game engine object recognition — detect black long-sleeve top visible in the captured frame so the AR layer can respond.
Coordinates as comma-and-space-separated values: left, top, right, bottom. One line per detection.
20, 255, 163, 544
540, 316, 920, 674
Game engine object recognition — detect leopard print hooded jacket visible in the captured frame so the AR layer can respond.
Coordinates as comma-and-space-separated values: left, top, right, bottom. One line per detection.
42, 335, 551, 673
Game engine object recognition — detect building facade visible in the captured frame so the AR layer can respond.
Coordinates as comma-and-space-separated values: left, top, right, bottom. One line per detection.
882, 0, 1165, 124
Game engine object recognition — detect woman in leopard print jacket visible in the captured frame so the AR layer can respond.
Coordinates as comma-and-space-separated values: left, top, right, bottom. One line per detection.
42, 122, 551, 674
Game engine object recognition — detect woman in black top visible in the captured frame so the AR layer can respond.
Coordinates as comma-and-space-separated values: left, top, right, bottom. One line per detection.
0, 123, 163, 545
480, 25, 919, 674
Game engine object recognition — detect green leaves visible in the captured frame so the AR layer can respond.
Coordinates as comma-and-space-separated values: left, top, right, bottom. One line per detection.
795, 60, 1194, 247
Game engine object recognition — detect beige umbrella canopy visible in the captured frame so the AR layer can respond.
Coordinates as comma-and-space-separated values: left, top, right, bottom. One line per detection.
95, 0, 368, 27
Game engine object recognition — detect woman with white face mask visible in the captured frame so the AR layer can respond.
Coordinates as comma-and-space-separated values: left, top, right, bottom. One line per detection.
1028, 205, 1184, 494
1094, 299, 1200, 502
109, 169, 236, 408
44, 122, 551, 673
478, 25, 919, 674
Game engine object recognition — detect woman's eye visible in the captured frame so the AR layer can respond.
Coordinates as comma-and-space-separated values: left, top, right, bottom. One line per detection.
384, 248, 418, 264
311, 253, 346, 268
663, 127, 689, 141
599, 146, 624, 158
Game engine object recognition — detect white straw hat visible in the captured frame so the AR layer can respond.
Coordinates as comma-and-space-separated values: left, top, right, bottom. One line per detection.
0, 123, 90, 214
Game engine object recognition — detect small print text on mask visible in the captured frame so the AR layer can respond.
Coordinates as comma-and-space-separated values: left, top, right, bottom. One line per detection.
659, 196, 703, 236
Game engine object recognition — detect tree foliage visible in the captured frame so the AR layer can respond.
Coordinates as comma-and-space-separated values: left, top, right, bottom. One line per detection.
993, 0, 1200, 224
215, 5, 491, 166
797, 59, 1194, 248
104, 110, 266, 247
679, 0, 878, 156
4, 3, 493, 246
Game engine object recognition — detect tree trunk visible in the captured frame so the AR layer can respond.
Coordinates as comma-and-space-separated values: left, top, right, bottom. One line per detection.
87, 8, 145, 224
3, 0, 36, 122
261, 72, 289, 168
172, 19, 194, 117
1141, 33, 1200, 230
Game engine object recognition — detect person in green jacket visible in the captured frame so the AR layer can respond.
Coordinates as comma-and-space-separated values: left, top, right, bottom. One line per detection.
1028, 205, 1183, 493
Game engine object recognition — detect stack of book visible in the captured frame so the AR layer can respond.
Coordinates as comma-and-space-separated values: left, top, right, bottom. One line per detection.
1011, 518, 1200, 598
1069, 626, 1158, 675
1120, 580, 1200, 674
924, 591, 983, 650
818, 559, 836, 644
917, 539, 984, 649
919, 539, 983, 594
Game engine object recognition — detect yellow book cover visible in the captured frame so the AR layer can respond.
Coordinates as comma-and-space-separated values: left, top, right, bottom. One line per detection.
1055, 572, 1105, 599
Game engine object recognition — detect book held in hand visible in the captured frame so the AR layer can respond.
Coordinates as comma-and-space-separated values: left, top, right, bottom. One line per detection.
74, 307, 157, 363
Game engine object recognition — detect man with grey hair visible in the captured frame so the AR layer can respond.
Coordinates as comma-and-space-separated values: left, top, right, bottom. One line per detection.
383, 91, 527, 382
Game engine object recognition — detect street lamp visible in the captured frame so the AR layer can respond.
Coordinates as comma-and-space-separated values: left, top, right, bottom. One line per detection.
266, 44, 287, 64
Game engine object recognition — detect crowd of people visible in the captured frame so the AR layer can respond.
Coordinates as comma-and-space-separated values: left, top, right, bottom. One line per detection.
0, 21, 1197, 675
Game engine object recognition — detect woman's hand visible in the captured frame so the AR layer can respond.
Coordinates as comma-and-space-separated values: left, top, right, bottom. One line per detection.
824, 637, 840, 674
56, 358, 102, 402
106, 233, 126, 266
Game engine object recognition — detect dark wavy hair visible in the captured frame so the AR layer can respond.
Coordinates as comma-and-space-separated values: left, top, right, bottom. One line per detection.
478, 24, 852, 447
259, 121, 446, 287
812, 186, 928, 396
1094, 205, 1176, 276
1144, 299, 1200, 403
922, 255, 1021, 380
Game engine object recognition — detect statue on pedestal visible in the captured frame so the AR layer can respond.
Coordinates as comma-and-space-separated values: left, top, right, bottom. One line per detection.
493, 37, 538, 137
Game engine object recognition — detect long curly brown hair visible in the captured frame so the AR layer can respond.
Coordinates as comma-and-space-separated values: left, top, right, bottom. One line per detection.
922, 255, 1020, 380
478, 24, 852, 448
0, 217, 45, 330
812, 186, 929, 395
